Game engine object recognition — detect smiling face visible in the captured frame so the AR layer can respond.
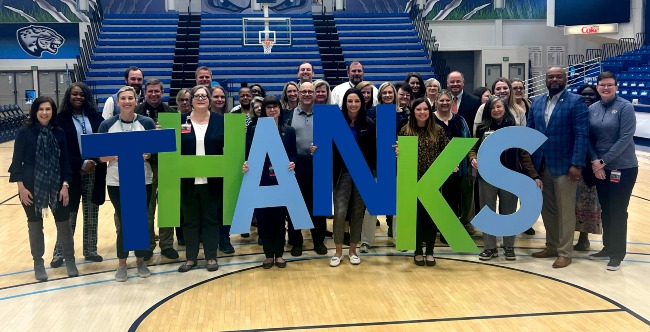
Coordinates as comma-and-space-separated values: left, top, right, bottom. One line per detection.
118, 90, 136, 114
196, 69, 212, 87
545, 67, 567, 95
37, 101, 53, 126
239, 88, 252, 107
413, 101, 430, 127
348, 62, 364, 85
596, 78, 617, 103
315, 84, 328, 104
265, 103, 281, 120
346, 92, 362, 114
298, 63, 313, 83
426, 82, 440, 99
126, 70, 144, 93
299, 82, 314, 107
178, 91, 191, 112
493, 81, 510, 99
512, 81, 524, 100
361, 85, 372, 104
447, 72, 464, 96
286, 84, 299, 104
408, 76, 420, 94
580, 86, 599, 106
398, 88, 411, 108
380, 86, 395, 104
211, 88, 226, 110
490, 99, 505, 121
436, 93, 451, 113
192, 87, 210, 111
145, 83, 163, 107
69, 86, 85, 111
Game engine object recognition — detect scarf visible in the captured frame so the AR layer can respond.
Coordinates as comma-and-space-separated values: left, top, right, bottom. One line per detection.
33, 125, 61, 216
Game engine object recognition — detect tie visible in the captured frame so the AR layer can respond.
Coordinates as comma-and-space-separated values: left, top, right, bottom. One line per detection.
452, 96, 458, 114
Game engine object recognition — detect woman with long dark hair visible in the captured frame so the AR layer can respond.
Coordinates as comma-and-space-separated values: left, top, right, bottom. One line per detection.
9, 96, 77, 281
50, 83, 106, 267
405, 72, 426, 99
243, 95, 297, 268
399, 97, 450, 266
470, 95, 542, 260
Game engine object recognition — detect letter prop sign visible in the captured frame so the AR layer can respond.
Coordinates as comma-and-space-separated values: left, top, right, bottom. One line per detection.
313, 104, 396, 216
396, 136, 479, 252
157, 113, 245, 228
81, 129, 176, 250
471, 126, 547, 236
231, 118, 312, 233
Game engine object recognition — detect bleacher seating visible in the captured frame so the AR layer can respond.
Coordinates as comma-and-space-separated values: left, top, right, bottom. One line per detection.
333, 13, 436, 83
601, 45, 650, 104
84, 13, 179, 108
0, 104, 26, 143
199, 13, 323, 100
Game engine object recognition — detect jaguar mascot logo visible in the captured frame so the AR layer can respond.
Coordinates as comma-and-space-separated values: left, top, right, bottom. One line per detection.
16, 25, 65, 57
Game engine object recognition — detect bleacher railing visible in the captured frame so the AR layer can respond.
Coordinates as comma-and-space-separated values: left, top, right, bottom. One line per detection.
409, 4, 436, 67
75, 2, 104, 83
524, 57, 601, 99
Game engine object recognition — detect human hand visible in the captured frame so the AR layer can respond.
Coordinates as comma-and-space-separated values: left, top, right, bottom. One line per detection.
471, 158, 478, 169
59, 186, 69, 207
19, 186, 33, 206
288, 162, 295, 171
535, 179, 543, 191
568, 166, 581, 182
591, 160, 604, 173
143, 153, 151, 160
242, 161, 249, 174
310, 143, 317, 155
594, 168, 606, 180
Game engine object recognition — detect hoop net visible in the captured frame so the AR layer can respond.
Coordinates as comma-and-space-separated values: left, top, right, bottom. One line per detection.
262, 39, 274, 54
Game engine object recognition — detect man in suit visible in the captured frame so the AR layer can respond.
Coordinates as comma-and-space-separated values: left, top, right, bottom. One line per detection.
527, 67, 589, 268
447, 71, 481, 235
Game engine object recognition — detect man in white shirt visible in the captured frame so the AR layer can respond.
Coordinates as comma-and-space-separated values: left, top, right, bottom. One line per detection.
101, 66, 144, 119
331, 61, 378, 107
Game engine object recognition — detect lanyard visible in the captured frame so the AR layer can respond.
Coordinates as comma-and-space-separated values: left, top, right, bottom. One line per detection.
119, 114, 137, 132
72, 113, 87, 134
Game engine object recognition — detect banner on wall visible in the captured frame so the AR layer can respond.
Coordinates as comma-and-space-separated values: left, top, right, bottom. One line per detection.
0, 0, 96, 23
99, 0, 170, 14
371, 0, 547, 20
202, 0, 311, 14
0, 23, 80, 59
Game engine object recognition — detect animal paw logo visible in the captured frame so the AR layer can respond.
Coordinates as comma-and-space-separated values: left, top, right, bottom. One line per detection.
16, 25, 65, 57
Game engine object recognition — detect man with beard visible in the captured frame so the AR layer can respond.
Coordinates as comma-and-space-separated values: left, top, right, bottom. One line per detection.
527, 67, 589, 268
102, 66, 145, 119
135, 79, 179, 260
331, 61, 378, 107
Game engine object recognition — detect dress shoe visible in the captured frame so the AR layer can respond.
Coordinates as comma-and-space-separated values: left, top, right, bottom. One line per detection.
414, 255, 425, 266
178, 261, 196, 273
50, 257, 64, 268
314, 244, 328, 255
84, 254, 103, 262
425, 255, 436, 267
290, 246, 303, 257
206, 260, 219, 272
552, 256, 572, 268
275, 258, 287, 268
532, 248, 558, 258
220, 243, 235, 254
262, 258, 274, 269
573, 241, 590, 252
161, 248, 179, 259
588, 250, 609, 260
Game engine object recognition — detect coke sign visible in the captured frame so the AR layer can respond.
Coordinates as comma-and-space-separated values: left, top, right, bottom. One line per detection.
581, 26, 600, 34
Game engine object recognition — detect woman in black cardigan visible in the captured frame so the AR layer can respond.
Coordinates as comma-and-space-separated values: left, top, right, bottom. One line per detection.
51, 83, 107, 267
177, 85, 224, 273
9, 96, 77, 281
243, 95, 297, 269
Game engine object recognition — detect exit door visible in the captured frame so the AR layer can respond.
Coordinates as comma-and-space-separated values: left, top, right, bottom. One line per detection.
509, 63, 525, 80
39, 71, 69, 106
0, 71, 34, 106
485, 64, 502, 87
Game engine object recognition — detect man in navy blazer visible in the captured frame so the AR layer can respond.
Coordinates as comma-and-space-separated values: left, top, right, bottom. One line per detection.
527, 67, 589, 268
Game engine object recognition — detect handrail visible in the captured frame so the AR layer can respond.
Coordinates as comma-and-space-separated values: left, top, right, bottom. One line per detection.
74, 2, 104, 84
408, 3, 436, 67
523, 57, 601, 99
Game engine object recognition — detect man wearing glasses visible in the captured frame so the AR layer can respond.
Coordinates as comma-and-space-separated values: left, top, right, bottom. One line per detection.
286, 82, 328, 256
527, 67, 589, 268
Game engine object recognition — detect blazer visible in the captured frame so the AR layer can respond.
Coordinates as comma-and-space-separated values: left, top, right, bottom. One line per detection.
56, 110, 107, 205
527, 90, 589, 176
180, 112, 225, 196
456, 91, 481, 136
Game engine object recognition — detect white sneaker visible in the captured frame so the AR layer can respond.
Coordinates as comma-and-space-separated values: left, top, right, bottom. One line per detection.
360, 243, 370, 253
329, 256, 342, 267
137, 262, 151, 278
349, 254, 361, 265
115, 267, 128, 282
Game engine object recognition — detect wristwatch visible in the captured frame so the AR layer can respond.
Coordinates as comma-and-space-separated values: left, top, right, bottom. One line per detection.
62, 181, 69, 188
599, 159, 605, 166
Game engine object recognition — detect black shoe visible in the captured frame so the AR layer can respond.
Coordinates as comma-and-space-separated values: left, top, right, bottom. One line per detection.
524, 227, 536, 235
387, 226, 393, 238
503, 247, 516, 260
414, 255, 425, 266
220, 243, 235, 254
606, 258, 621, 271
262, 258, 274, 269
178, 261, 196, 273
325, 230, 333, 238
425, 256, 436, 266
206, 260, 219, 272
376, 219, 380, 227
161, 248, 180, 259
314, 244, 328, 255
143, 251, 154, 261
241, 233, 250, 238
343, 232, 351, 246
589, 250, 609, 260
84, 255, 103, 262
479, 249, 498, 261
290, 246, 303, 257
275, 258, 287, 268
573, 241, 590, 251
177, 240, 185, 246
50, 257, 64, 268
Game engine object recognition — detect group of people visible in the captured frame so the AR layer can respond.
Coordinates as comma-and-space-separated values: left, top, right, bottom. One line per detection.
9, 60, 637, 282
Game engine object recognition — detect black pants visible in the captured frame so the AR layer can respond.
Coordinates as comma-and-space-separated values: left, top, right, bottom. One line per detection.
107, 185, 152, 259
415, 200, 438, 256
181, 184, 220, 261
23, 198, 70, 223
175, 209, 184, 243
257, 207, 287, 258
288, 157, 326, 247
441, 175, 462, 219
596, 168, 637, 260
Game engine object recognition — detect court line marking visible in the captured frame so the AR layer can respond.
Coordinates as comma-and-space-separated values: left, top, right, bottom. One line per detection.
127, 254, 650, 331
222, 309, 625, 331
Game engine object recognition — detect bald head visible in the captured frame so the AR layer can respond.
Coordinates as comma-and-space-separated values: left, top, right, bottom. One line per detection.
545, 67, 567, 96
299, 81, 314, 108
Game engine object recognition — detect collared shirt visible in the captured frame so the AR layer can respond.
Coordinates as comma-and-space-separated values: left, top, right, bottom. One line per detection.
544, 90, 564, 125
453, 90, 464, 107
291, 105, 314, 157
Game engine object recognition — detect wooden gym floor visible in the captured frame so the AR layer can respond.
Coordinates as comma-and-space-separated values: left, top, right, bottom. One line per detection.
1, 140, 649, 331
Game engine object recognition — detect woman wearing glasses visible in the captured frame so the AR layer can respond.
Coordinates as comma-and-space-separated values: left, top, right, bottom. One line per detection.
424, 78, 441, 105
242, 95, 297, 269
176, 88, 191, 113
511, 79, 531, 118
177, 85, 224, 273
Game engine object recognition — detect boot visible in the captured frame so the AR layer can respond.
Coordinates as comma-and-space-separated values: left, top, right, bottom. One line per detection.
51, 211, 78, 267
27, 221, 48, 281
56, 220, 78, 277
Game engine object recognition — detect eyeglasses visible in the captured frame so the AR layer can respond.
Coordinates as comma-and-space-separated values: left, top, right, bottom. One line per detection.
427, 86, 440, 89
266, 105, 280, 110
300, 90, 315, 95
193, 95, 209, 100
179, 98, 190, 102
598, 84, 616, 89
512, 87, 524, 91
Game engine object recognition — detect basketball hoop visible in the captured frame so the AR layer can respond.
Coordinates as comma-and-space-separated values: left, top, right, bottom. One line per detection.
262, 39, 274, 54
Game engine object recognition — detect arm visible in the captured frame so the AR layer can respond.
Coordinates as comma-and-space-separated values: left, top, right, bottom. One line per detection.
101, 97, 115, 120
601, 103, 636, 164
473, 104, 484, 134
570, 96, 590, 168
8, 127, 28, 183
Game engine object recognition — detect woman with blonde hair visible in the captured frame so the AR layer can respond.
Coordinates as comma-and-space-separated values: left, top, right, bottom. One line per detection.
424, 78, 441, 104
314, 79, 332, 105
280, 81, 300, 110
472, 77, 526, 133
